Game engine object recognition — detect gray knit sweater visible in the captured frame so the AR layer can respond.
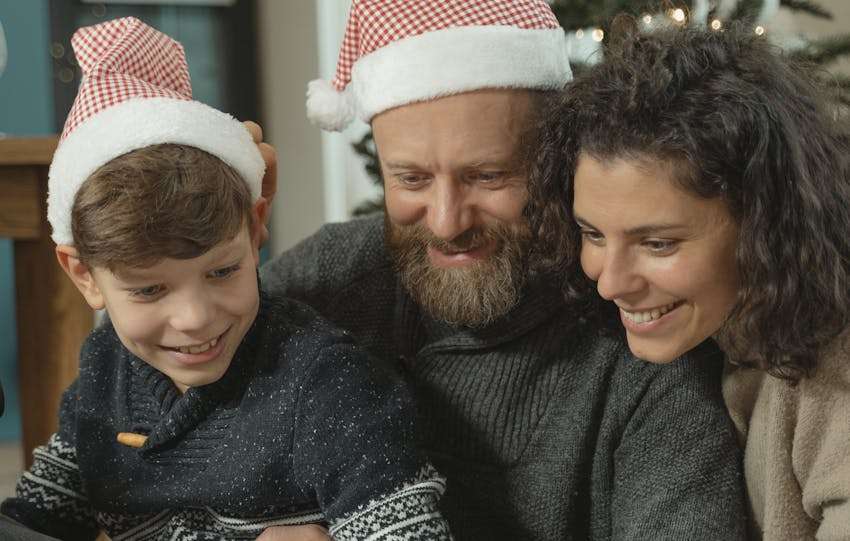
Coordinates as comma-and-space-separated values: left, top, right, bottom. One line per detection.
260, 214, 748, 540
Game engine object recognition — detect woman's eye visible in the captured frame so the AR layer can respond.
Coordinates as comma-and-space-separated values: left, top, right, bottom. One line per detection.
643, 239, 678, 254
130, 285, 163, 298
579, 229, 605, 245
209, 265, 240, 279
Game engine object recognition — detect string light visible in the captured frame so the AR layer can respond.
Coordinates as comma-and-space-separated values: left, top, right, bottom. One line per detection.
754, 25, 765, 35
592, 28, 604, 42
643, 14, 653, 25
575, 29, 584, 39
671, 8, 686, 23
710, 19, 722, 30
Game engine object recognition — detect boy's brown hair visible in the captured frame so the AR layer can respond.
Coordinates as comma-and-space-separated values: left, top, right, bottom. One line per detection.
71, 143, 254, 271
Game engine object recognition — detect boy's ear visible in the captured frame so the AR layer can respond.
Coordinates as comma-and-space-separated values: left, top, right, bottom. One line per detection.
250, 197, 270, 264
55, 245, 105, 310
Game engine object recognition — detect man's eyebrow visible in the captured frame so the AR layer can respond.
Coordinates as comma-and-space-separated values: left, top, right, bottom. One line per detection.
383, 161, 421, 170
466, 158, 516, 169
383, 158, 516, 171
574, 214, 687, 236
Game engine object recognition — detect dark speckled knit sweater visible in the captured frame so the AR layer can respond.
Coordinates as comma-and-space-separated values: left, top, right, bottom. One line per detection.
1, 292, 451, 540
260, 214, 748, 540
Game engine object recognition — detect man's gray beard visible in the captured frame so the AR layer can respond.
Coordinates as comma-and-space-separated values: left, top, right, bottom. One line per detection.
385, 217, 531, 328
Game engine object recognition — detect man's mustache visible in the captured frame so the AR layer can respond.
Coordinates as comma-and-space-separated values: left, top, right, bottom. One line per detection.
410, 227, 496, 254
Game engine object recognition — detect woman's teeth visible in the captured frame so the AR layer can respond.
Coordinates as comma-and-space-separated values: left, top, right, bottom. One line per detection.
176, 337, 218, 354
621, 302, 679, 324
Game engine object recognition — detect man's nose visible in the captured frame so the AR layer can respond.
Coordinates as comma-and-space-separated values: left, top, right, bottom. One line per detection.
426, 179, 474, 242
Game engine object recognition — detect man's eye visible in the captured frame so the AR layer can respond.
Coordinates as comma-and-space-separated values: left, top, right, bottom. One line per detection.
209, 265, 240, 279
468, 171, 504, 183
129, 285, 163, 298
395, 173, 428, 186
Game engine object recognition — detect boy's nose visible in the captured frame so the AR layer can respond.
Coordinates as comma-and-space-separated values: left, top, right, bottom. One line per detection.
169, 298, 215, 332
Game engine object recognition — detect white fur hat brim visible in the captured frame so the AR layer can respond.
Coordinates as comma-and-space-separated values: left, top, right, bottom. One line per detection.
307, 25, 570, 129
48, 97, 266, 245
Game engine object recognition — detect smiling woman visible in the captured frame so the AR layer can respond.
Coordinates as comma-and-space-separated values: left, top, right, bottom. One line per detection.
572, 155, 740, 364
528, 19, 850, 540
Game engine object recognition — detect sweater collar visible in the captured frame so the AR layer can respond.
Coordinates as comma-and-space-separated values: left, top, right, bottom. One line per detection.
393, 272, 567, 358
127, 291, 271, 456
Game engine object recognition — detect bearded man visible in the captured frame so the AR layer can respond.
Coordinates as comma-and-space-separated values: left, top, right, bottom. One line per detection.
258, 1, 747, 539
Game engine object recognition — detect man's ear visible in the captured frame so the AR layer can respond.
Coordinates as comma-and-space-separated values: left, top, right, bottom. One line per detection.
55, 245, 105, 310
250, 197, 270, 264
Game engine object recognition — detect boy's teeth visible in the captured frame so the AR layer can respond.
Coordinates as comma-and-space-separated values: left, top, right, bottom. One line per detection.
176, 336, 219, 355
622, 302, 678, 324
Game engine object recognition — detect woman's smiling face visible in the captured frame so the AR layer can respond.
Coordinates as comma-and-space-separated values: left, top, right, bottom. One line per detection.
573, 153, 740, 363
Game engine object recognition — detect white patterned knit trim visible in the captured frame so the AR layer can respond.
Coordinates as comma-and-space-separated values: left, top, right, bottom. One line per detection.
329, 464, 452, 540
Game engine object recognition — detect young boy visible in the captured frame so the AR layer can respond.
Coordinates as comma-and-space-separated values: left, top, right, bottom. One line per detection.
0, 17, 450, 541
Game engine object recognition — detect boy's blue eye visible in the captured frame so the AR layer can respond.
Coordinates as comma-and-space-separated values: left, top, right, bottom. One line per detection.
209, 264, 240, 279
130, 285, 163, 298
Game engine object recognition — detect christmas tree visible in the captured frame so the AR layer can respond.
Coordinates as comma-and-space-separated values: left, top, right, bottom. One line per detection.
554, 0, 850, 101
352, 0, 850, 214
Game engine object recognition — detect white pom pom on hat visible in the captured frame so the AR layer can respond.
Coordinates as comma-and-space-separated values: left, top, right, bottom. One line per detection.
306, 0, 573, 132
306, 79, 356, 132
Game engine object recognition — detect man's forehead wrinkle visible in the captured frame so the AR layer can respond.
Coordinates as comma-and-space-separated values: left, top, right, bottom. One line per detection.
384, 152, 515, 170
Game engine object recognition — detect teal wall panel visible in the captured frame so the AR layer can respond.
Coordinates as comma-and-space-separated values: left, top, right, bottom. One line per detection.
0, 1, 53, 136
0, 0, 54, 441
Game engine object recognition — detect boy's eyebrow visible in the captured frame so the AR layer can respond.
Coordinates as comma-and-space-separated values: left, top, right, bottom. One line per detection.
112, 266, 158, 283
112, 237, 246, 282
208, 236, 246, 261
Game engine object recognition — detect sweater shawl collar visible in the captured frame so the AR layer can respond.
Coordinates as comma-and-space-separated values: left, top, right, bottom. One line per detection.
393, 273, 567, 360
125, 292, 270, 456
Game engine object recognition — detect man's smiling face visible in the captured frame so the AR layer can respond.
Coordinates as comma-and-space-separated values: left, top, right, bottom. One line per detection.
373, 89, 534, 326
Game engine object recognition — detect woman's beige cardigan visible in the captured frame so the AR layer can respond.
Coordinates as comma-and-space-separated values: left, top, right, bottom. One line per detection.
723, 332, 850, 540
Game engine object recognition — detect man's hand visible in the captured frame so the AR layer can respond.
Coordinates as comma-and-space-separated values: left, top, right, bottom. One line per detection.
256, 524, 331, 541
243, 120, 278, 246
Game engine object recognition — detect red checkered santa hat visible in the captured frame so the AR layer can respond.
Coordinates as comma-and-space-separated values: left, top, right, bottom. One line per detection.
47, 17, 264, 245
307, 0, 572, 131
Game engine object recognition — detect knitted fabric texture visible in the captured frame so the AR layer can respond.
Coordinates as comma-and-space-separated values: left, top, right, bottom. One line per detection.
723, 328, 850, 540
260, 214, 749, 540
1, 292, 451, 540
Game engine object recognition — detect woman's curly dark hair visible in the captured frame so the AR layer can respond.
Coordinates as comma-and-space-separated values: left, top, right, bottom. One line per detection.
525, 19, 850, 380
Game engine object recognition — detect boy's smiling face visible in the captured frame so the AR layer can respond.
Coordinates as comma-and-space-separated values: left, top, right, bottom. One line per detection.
76, 223, 260, 393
